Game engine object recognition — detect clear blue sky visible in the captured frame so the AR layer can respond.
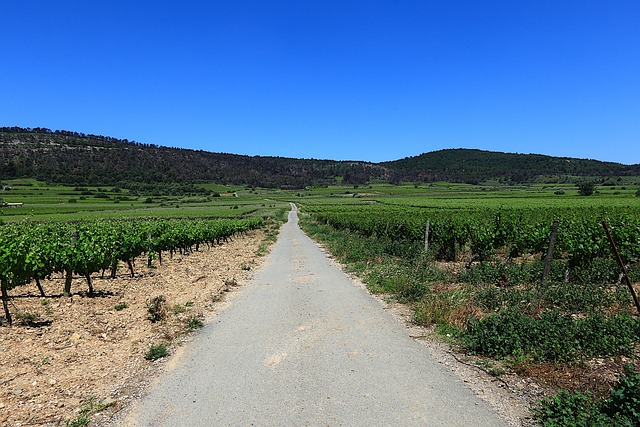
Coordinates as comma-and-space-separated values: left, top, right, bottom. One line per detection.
2, 1, 639, 164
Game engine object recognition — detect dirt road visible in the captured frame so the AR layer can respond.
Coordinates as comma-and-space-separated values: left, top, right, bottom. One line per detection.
116, 205, 508, 426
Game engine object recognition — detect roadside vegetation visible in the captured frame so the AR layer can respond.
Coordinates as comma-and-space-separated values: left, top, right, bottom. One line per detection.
296, 182, 640, 426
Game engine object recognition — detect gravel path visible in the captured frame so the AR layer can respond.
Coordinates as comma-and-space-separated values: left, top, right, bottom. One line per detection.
117, 205, 508, 426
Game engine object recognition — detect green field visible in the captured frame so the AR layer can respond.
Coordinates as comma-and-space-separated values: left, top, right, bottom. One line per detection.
3, 178, 640, 221
0, 179, 290, 222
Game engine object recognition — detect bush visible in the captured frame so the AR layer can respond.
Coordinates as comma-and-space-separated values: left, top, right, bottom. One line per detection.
146, 295, 167, 322
186, 316, 204, 331
577, 182, 595, 196
535, 390, 595, 426
463, 308, 639, 362
145, 343, 169, 361
536, 365, 640, 426
601, 364, 640, 424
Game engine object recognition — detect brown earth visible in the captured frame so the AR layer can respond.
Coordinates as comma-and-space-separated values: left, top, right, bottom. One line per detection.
0, 229, 266, 427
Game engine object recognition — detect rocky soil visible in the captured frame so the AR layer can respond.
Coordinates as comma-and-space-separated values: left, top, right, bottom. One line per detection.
0, 229, 266, 427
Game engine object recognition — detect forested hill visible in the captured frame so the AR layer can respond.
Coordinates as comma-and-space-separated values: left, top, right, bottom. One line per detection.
1, 127, 638, 188
0, 127, 389, 189
383, 149, 640, 183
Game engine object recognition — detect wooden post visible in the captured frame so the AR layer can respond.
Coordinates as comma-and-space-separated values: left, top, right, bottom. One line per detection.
424, 221, 430, 253
543, 221, 560, 282
64, 230, 79, 298
1, 280, 12, 326
603, 221, 640, 315
35, 277, 46, 297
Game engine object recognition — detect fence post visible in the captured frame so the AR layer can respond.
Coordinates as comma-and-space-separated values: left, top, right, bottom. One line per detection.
543, 221, 560, 282
64, 230, 79, 298
424, 221, 430, 253
603, 221, 640, 316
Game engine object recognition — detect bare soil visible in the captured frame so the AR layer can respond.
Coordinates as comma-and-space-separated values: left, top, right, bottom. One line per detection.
0, 229, 266, 427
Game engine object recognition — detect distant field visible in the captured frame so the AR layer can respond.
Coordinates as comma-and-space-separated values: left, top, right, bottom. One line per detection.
2, 179, 640, 221
0, 179, 289, 221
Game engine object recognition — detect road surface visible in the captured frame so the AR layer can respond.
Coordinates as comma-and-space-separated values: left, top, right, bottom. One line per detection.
118, 204, 508, 426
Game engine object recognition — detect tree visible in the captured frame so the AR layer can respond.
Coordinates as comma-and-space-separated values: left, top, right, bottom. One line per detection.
577, 182, 595, 196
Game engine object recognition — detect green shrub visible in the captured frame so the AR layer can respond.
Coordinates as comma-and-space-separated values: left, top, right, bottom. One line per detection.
145, 343, 169, 361
186, 316, 204, 331
535, 365, 640, 426
114, 302, 128, 311
535, 390, 595, 427
463, 308, 639, 362
601, 364, 640, 424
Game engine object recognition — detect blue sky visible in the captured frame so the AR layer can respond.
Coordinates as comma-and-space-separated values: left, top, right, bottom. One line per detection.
2, 1, 639, 164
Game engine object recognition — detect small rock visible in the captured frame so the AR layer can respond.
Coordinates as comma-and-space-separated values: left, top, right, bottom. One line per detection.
101, 397, 116, 406
70, 333, 81, 342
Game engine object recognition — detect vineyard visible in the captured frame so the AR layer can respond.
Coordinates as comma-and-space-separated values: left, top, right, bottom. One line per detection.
300, 201, 640, 425
0, 217, 263, 325
303, 204, 640, 268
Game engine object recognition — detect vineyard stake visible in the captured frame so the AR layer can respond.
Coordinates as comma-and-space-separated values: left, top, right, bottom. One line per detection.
1, 280, 11, 326
542, 221, 560, 282
466, 225, 481, 267
64, 230, 79, 298
424, 220, 430, 253
603, 221, 640, 316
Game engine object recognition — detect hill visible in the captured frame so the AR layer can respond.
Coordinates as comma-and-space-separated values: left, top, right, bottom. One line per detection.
383, 149, 640, 184
2, 127, 639, 189
0, 127, 389, 190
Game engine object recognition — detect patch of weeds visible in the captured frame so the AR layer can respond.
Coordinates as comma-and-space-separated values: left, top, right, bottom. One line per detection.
66, 414, 90, 427
65, 397, 115, 427
535, 365, 640, 427
146, 295, 167, 322
414, 289, 476, 329
224, 278, 238, 287
186, 315, 204, 331
185, 301, 194, 307
15, 311, 40, 326
241, 264, 251, 271
600, 364, 640, 424
366, 263, 409, 294
433, 323, 461, 344
145, 343, 169, 361
535, 390, 595, 427
41, 299, 49, 306
463, 308, 640, 363
475, 359, 507, 377
172, 304, 186, 314
114, 302, 128, 311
